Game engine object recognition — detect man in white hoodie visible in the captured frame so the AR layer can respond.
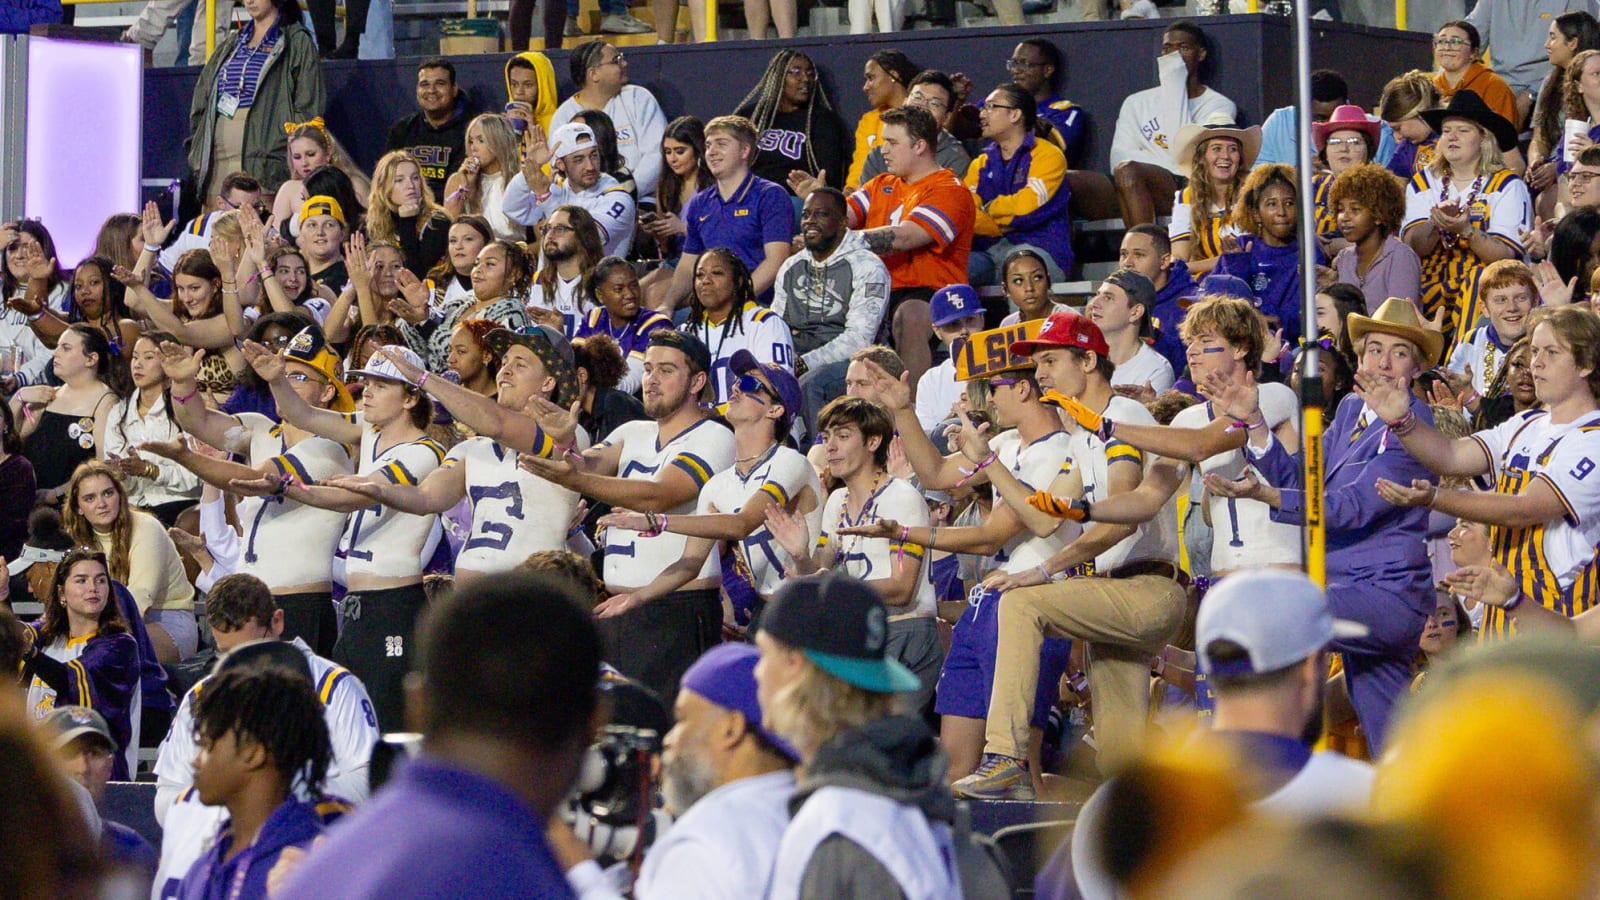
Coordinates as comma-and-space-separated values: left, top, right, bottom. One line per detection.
1109, 21, 1237, 227
771, 188, 891, 439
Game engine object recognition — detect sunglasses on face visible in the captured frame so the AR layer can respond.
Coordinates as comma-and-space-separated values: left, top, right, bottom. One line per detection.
735, 373, 774, 402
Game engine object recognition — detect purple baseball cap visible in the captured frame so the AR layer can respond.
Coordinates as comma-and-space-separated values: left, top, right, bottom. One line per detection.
930, 284, 981, 328
729, 349, 803, 430
680, 643, 799, 760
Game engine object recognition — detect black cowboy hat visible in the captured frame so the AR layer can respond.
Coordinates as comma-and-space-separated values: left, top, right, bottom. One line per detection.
1420, 89, 1519, 154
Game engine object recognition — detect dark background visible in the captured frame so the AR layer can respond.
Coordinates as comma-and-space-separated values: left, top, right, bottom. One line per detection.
141, 15, 1432, 182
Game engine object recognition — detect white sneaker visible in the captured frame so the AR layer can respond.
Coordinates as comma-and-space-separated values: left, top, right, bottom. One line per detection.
601, 12, 653, 33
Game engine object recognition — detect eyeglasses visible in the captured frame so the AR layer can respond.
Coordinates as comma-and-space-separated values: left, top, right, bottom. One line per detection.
1005, 58, 1046, 71
597, 52, 625, 67
982, 103, 1020, 112
546, 224, 577, 235
1433, 37, 1470, 48
785, 66, 813, 79
908, 92, 950, 112
734, 373, 774, 402
1571, 170, 1600, 186
1324, 137, 1366, 148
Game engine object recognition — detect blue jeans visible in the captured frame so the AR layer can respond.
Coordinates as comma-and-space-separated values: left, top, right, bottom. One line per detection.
172, 0, 196, 65
799, 358, 847, 441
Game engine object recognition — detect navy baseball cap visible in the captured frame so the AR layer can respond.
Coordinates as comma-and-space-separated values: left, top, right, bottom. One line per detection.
930, 284, 982, 328
1198, 273, 1256, 306
681, 643, 799, 760
649, 329, 712, 374
759, 572, 920, 694
729, 349, 802, 428
1197, 570, 1367, 677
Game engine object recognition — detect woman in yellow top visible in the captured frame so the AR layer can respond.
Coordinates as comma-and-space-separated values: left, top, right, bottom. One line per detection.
62, 461, 195, 664
845, 50, 917, 190
1168, 119, 1260, 278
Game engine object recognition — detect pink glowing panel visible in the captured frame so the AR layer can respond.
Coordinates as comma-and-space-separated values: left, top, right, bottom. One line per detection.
24, 37, 143, 268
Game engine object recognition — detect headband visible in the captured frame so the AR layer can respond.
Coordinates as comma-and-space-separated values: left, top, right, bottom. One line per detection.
284, 116, 328, 138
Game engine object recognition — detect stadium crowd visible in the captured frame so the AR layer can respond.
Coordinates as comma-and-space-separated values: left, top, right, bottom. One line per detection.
12, 2, 1600, 898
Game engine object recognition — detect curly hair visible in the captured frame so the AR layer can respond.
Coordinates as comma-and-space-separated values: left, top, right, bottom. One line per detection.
572, 333, 627, 392
517, 550, 603, 607
453, 317, 503, 375
365, 150, 443, 245
1230, 164, 1298, 236
1328, 163, 1407, 235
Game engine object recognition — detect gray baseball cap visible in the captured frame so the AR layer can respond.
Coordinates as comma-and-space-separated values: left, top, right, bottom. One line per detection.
1197, 570, 1367, 677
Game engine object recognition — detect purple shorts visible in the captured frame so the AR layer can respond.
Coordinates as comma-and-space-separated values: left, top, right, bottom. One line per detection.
935, 585, 1072, 727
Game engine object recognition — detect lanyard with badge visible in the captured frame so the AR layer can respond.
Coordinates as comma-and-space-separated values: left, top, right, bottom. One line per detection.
217, 26, 273, 119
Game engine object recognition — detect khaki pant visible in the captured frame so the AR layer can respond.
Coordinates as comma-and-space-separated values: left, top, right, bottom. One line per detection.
985, 572, 1186, 774
207, 108, 249, 199
123, 0, 236, 65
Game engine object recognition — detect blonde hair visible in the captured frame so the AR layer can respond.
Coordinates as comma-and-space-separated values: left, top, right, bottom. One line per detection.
1564, 50, 1600, 121
1179, 294, 1268, 364
1378, 70, 1438, 123
762, 652, 895, 759
461, 115, 524, 218
366, 151, 443, 245
1425, 120, 1506, 179
1187, 136, 1245, 218
210, 210, 242, 245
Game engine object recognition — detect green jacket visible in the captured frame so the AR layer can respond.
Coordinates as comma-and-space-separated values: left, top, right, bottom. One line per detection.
186, 19, 324, 193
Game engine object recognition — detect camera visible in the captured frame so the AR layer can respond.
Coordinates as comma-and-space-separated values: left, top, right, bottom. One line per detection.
565, 725, 665, 866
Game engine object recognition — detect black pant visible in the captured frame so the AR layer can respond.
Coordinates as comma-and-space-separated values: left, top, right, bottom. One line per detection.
332, 584, 428, 732
278, 591, 338, 659
510, 0, 568, 53
598, 588, 722, 700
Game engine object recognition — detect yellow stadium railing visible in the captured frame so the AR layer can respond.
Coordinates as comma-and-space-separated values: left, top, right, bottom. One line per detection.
61, 0, 218, 60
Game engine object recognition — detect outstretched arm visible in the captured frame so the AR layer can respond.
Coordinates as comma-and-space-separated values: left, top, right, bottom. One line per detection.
240, 340, 364, 444
321, 465, 468, 516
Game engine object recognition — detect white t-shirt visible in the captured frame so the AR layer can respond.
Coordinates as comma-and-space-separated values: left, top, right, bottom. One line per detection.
339, 413, 447, 581
914, 358, 963, 433
549, 85, 671, 197
682, 306, 796, 405
1072, 395, 1179, 573
528, 272, 588, 338
697, 445, 825, 597
602, 418, 735, 590
1402, 168, 1531, 255
1169, 383, 1302, 572
1471, 409, 1600, 604
231, 413, 353, 590
1447, 321, 1518, 397
817, 477, 936, 617
1109, 50, 1238, 174
990, 428, 1081, 574
1111, 343, 1176, 394
448, 434, 586, 575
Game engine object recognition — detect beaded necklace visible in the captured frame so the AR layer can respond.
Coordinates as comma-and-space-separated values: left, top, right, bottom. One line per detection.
1438, 171, 1486, 250
833, 469, 886, 570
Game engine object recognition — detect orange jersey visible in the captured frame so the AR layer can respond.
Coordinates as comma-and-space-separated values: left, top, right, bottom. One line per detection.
848, 168, 976, 292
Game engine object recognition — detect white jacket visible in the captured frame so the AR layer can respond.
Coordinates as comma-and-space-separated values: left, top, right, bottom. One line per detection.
503, 170, 637, 258
550, 86, 670, 198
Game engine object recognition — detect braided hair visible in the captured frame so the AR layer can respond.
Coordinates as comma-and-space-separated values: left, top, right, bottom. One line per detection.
192, 667, 333, 799
734, 49, 836, 176
687, 248, 756, 343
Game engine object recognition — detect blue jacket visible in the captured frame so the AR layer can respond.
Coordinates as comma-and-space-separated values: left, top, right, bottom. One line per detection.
1150, 259, 1198, 376
965, 134, 1074, 276
176, 797, 343, 900
0, 0, 61, 33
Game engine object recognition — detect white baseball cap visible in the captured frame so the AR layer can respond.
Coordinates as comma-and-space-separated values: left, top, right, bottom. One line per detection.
1196, 569, 1368, 677
549, 123, 597, 161
348, 345, 425, 387
8, 544, 65, 577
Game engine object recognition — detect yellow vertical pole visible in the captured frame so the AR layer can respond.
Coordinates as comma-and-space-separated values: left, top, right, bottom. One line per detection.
1396, 0, 1407, 31
1246, 0, 1258, 11
205, 0, 216, 62
706, 0, 717, 41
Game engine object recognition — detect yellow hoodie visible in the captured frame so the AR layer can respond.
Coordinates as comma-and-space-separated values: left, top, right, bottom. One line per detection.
504, 50, 558, 139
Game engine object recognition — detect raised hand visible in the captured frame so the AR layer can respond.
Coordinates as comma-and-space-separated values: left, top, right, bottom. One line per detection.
238, 204, 268, 265
109, 264, 145, 288
1202, 469, 1263, 501
1026, 490, 1089, 521
240, 339, 288, 382
954, 409, 994, 462
460, 153, 483, 184
527, 395, 581, 448
1351, 367, 1412, 424
1111, 381, 1157, 403
1199, 367, 1261, 423
141, 200, 175, 247
138, 438, 189, 461
763, 505, 812, 561
0, 224, 15, 253
837, 517, 902, 539
373, 344, 426, 383
1533, 259, 1577, 307
345, 233, 370, 291
853, 358, 912, 412
1441, 563, 1520, 608
787, 169, 824, 200
596, 509, 650, 532
1374, 476, 1438, 508
157, 341, 205, 383
209, 233, 237, 280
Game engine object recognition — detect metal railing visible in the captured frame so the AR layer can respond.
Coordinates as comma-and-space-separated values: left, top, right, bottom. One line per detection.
61, 0, 219, 59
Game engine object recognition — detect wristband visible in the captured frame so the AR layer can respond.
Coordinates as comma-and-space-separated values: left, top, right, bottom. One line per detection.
417, 371, 429, 391
260, 267, 274, 280
1386, 409, 1418, 435
171, 389, 198, 405
1037, 564, 1052, 583
534, 190, 552, 203
955, 452, 998, 488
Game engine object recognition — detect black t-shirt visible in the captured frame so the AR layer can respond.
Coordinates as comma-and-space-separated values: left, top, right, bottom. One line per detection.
736, 103, 849, 193
385, 98, 481, 198
310, 259, 349, 294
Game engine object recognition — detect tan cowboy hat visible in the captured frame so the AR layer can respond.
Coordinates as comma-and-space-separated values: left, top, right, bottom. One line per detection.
1345, 297, 1445, 367
1173, 114, 1263, 170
